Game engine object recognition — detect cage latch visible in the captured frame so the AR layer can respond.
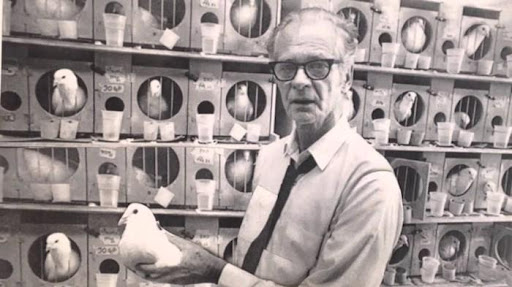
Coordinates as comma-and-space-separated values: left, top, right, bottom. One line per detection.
485, 94, 496, 101
427, 89, 438, 96
83, 226, 101, 238
370, 6, 382, 14
90, 64, 106, 76
185, 71, 200, 82
435, 16, 446, 22
363, 84, 374, 91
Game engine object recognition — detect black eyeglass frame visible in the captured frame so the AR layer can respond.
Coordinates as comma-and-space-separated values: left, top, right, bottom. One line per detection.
269, 59, 343, 81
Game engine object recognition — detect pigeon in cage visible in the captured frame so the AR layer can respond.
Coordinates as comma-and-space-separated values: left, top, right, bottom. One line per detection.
51, 69, 86, 117
21, 149, 75, 183
136, 6, 168, 30
393, 91, 417, 123
30, 0, 86, 19
446, 166, 477, 196
138, 79, 171, 120
483, 181, 504, 195
133, 166, 163, 188
44, 232, 80, 282
453, 111, 471, 129
118, 203, 182, 275
461, 24, 491, 58
438, 234, 461, 261
232, 0, 258, 31
227, 83, 255, 122
401, 18, 427, 53
225, 150, 255, 192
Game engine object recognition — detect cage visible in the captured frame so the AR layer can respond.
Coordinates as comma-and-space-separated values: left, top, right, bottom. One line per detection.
474, 153, 501, 210
349, 77, 367, 134
219, 149, 258, 210
410, 223, 437, 276
126, 146, 185, 205
223, 0, 280, 56
187, 60, 222, 137
0, 211, 21, 286
435, 224, 471, 273
484, 83, 511, 144
27, 57, 94, 134
16, 147, 87, 202
23, 0, 93, 39
94, 53, 132, 135
396, 0, 440, 68
387, 225, 414, 275
131, 65, 188, 136
0, 148, 23, 200
467, 223, 494, 273
94, 0, 133, 44
432, 3, 463, 71
332, 0, 374, 63
132, 0, 191, 48
425, 79, 454, 141
220, 72, 275, 138
87, 214, 126, 287
368, 0, 400, 64
9, 0, 27, 33
1, 46, 30, 132
185, 217, 219, 255
491, 224, 512, 271
20, 212, 88, 286
218, 218, 241, 264
190, 0, 226, 50
86, 147, 127, 206
493, 22, 512, 76
451, 83, 490, 143
422, 152, 446, 205
442, 155, 480, 209
459, 6, 500, 73
185, 147, 221, 208
362, 72, 392, 138
389, 76, 430, 140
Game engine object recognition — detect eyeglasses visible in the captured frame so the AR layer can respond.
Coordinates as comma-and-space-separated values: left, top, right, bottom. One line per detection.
269, 59, 342, 81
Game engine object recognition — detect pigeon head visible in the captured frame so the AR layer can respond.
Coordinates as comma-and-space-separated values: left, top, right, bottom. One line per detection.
398, 234, 409, 247
483, 181, 496, 193
404, 91, 417, 103
45, 233, 71, 252
477, 24, 491, 37
412, 18, 425, 29
53, 69, 77, 88
463, 167, 478, 180
149, 79, 162, 97
118, 203, 156, 226
238, 84, 248, 94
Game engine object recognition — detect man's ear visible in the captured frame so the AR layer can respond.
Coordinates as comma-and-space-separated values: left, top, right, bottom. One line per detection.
341, 66, 353, 94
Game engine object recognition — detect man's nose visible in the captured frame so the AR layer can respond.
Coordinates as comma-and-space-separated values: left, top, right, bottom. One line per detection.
290, 67, 310, 90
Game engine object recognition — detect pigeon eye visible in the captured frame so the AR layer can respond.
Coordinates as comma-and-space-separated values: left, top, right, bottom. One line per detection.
133, 209, 138, 214
55, 240, 59, 243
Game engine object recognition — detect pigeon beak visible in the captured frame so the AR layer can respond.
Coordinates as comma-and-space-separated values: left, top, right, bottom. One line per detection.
118, 215, 128, 226
45, 244, 53, 252
53, 79, 59, 88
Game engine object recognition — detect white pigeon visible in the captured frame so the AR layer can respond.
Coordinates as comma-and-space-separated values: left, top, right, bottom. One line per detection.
453, 111, 471, 129
118, 203, 182, 274
44, 232, 80, 282
51, 69, 86, 117
461, 24, 491, 58
138, 79, 170, 120
137, 6, 167, 30
393, 91, 417, 123
401, 18, 427, 53
21, 149, 74, 183
232, 0, 257, 30
438, 235, 461, 261
227, 84, 254, 122
132, 166, 162, 188
446, 167, 478, 196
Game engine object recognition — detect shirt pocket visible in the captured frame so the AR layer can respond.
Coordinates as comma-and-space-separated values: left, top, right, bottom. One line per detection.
257, 249, 308, 286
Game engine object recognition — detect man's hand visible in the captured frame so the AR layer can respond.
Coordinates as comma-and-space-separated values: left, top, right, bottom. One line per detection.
133, 231, 227, 285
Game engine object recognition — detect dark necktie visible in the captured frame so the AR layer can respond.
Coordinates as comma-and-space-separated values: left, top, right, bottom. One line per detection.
241, 156, 317, 274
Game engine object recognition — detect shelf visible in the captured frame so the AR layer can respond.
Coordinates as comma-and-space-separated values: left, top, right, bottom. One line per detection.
0, 202, 245, 218
373, 143, 512, 154
407, 213, 512, 224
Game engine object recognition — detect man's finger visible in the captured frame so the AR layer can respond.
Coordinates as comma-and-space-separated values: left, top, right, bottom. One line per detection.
137, 263, 167, 274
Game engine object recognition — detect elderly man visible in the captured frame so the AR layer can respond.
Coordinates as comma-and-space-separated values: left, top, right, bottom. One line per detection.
137, 7, 403, 287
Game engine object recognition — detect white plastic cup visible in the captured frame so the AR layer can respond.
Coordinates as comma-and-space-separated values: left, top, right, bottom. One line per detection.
487, 192, 505, 215
103, 13, 126, 47
404, 52, 420, 69
418, 55, 432, 70
457, 130, 474, 147
449, 198, 465, 216
30, 183, 53, 201
437, 122, 455, 145
97, 174, 121, 207
423, 256, 440, 269
143, 121, 158, 141
506, 54, 512, 78
101, 110, 123, 141
403, 205, 412, 223
381, 43, 400, 68
159, 28, 180, 50
493, 125, 512, 148
195, 179, 216, 210
3, 0, 12, 36
196, 114, 215, 144
59, 119, 79, 140
40, 119, 60, 139
421, 257, 440, 283
159, 122, 176, 141
430, 192, 447, 217
96, 273, 119, 287
446, 48, 465, 74
464, 199, 474, 214
410, 131, 425, 146
383, 268, 396, 285
504, 196, 512, 213
37, 18, 59, 36
51, 183, 71, 202
354, 48, 366, 63
200, 23, 221, 54
372, 119, 391, 145
246, 124, 261, 143
478, 255, 497, 281
442, 262, 456, 281
58, 20, 78, 39
477, 60, 493, 75
397, 129, 412, 145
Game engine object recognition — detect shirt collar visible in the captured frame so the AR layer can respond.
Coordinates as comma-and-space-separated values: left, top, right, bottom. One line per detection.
283, 120, 354, 171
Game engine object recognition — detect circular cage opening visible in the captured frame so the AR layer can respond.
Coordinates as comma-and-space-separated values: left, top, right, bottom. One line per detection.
371, 108, 385, 120
445, 164, 475, 197
394, 166, 423, 203
441, 40, 455, 55
462, 24, 493, 60
428, 182, 438, 192
438, 230, 467, 262
21, 148, 79, 183
99, 259, 120, 274
0, 258, 13, 279
501, 167, 512, 196
225, 150, 256, 193
418, 248, 431, 265
132, 147, 180, 188
389, 235, 410, 265
394, 91, 424, 126
434, 113, 447, 125
35, 70, 88, 117
195, 168, 214, 180
475, 246, 487, 258
223, 238, 238, 264
401, 16, 431, 53
197, 101, 215, 114
28, 233, 81, 283
1, 91, 22, 111
0, 155, 9, 174
98, 162, 119, 176
492, 116, 504, 128
226, 81, 266, 122
378, 33, 392, 46
137, 76, 183, 120
105, 1, 126, 15
105, 97, 125, 112
496, 235, 512, 268
454, 96, 483, 129
500, 47, 512, 61
338, 7, 368, 44
137, 0, 186, 30
25, 0, 85, 19
201, 12, 219, 24
230, 0, 271, 38
349, 88, 360, 121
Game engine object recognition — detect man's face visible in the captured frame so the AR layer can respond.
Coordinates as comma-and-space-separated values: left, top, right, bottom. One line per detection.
273, 19, 349, 129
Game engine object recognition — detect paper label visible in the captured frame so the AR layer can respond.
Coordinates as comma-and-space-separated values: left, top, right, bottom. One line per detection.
94, 245, 119, 255
200, 0, 219, 9
430, 165, 442, 178
0, 113, 16, 122
504, 30, 512, 42
229, 123, 247, 141
373, 89, 388, 98
493, 98, 506, 109
100, 83, 125, 93
1, 64, 18, 76
482, 168, 496, 180
99, 227, 120, 245
192, 229, 216, 249
372, 99, 386, 106
154, 186, 175, 208
195, 73, 220, 91
442, 26, 458, 39
106, 66, 126, 84
191, 148, 215, 165
99, 148, 116, 159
